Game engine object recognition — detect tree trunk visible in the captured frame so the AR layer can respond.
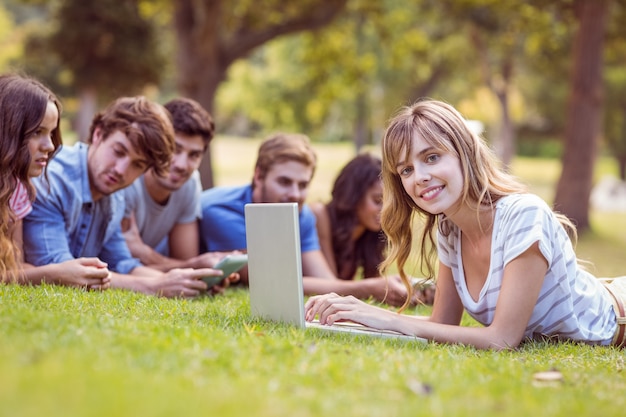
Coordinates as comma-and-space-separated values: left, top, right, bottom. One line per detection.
553, 0, 610, 232
172, 0, 347, 189
618, 157, 626, 181
354, 91, 367, 152
172, 0, 224, 189
408, 64, 445, 102
468, 27, 515, 168
620, 104, 626, 181
76, 87, 97, 143
494, 87, 514, 169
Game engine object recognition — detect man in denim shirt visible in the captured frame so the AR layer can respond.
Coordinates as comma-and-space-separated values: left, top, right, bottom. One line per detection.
23, 96, 221, 298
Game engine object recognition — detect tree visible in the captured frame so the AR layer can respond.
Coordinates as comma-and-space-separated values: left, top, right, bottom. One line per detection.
171, 0, 348, 188
553, 0, 611, 232
463, 3, 520, 168
0, 4, 21, 72
517, 4, 573, 144
48, 0, 165, 141
603, 0, 626, 180
216, 0, 475, 150
604, 68, 626, 180
438, 0, 564, 168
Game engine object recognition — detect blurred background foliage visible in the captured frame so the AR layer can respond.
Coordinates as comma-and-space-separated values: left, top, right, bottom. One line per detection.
1, 0, 625, 229
0, 0, 594, 148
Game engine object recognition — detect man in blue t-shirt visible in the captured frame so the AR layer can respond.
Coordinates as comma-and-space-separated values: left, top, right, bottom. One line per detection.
200, 133, 411, 306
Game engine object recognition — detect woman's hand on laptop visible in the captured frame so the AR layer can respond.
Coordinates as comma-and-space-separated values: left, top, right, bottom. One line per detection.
304, 292, 391, 329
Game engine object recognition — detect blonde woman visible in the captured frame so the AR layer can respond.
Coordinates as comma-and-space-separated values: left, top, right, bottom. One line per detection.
306, 99, 625, 350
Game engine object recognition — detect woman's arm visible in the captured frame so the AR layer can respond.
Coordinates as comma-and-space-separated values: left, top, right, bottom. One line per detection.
428, 264, 464, 325
14, 217, 110, 288
309, 202, 338, 276
305, 244, 548, 350
304, 263, 463, 331
20, 258, 110, 288
398, 243, 547, 349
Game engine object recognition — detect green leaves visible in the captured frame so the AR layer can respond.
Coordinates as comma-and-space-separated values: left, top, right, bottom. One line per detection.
47, 0, 165, 100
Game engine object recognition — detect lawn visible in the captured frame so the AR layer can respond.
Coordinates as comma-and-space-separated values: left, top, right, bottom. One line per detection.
1, 136, 625, 417
2, 285, 625, 417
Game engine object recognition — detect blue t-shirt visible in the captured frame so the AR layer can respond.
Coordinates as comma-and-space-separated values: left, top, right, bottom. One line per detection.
199, 184, 320, 253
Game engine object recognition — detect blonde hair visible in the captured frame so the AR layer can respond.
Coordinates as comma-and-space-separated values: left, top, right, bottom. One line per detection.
379, 99, 578, 309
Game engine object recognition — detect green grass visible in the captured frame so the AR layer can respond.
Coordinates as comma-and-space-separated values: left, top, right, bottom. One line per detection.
1, 137, 625, 417
1, 284, 625, 417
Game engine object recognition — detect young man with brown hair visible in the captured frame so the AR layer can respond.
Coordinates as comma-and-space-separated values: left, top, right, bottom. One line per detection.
24, 96, 221, 298
122, 97, 239, 284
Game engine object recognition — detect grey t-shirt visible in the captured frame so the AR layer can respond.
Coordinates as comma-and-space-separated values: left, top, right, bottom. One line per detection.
123, 171, 202, 251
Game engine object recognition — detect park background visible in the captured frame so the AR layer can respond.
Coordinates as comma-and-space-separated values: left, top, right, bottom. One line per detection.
1, 1, 626, 416
2, 0, 626, 234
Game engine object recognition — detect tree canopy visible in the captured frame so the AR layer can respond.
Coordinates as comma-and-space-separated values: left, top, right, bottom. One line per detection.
3, 0, 626, 230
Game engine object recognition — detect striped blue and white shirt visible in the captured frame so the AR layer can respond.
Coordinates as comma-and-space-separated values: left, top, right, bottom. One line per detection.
438, 193, 616, 345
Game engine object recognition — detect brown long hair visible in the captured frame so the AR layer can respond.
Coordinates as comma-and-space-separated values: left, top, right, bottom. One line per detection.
327, 153, 384, 280
379, 100, 529, 307
381, 101, 579, 310
0, 74, 62, 281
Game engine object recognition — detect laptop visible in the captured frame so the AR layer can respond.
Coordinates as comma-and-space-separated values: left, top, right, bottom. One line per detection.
244, 202, 426, 343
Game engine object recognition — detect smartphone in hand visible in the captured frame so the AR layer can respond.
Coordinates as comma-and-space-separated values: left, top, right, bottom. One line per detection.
201, 254, 248, 287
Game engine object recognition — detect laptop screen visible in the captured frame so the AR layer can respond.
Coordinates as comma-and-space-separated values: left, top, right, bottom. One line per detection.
245, 202, 306, 327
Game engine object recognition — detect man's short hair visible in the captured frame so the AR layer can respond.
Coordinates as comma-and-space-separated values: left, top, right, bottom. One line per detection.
88, 96, 175, 177
164, 97, 215, 147
254, 133, 317, 182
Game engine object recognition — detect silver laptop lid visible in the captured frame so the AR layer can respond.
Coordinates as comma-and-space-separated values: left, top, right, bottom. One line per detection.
245, 202, 305, 327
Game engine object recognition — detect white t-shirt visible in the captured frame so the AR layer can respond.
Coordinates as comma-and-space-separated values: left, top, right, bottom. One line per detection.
123, 171, 202, 251
438, 193, 616, 345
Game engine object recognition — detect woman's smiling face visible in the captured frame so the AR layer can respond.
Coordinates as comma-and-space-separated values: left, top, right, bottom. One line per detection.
396, 133, 464, 216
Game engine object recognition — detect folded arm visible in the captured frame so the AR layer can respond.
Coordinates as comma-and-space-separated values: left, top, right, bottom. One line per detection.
305, 244, 548, 350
